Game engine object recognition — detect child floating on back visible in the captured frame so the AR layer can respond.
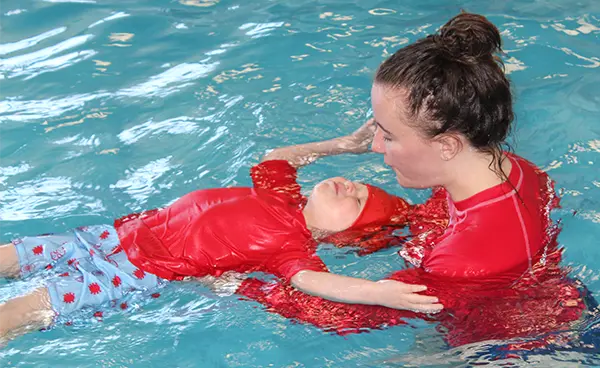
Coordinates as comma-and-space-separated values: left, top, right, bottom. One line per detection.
0, 120, 441, 343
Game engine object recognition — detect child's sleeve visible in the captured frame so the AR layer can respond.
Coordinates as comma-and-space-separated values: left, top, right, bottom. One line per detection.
264, 240, 328, 282
250, 160, 303, 202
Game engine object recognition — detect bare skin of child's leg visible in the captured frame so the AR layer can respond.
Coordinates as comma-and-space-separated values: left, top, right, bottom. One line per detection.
0, 243, 20, 278
0, 287, 54, 344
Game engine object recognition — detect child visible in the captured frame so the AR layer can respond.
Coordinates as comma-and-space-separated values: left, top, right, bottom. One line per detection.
0, 120, 442, 342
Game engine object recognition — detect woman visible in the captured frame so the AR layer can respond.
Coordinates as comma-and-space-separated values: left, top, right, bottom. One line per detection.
233, 12, 590, 346
369, 11, 545, 278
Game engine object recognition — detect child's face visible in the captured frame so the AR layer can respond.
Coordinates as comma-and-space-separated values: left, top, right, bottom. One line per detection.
304, 177, 369, 232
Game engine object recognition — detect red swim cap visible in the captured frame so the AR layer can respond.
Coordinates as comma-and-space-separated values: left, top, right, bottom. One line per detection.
321, 185, 411, 255
349, 184, 410, 230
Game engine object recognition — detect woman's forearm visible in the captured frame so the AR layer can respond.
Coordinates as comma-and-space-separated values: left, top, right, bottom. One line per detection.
262, 137, 358, 168
262, 119, 375, 168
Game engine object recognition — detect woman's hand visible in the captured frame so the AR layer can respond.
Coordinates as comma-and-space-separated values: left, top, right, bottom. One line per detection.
339, 118, 376, 154
261, 118, 376, 168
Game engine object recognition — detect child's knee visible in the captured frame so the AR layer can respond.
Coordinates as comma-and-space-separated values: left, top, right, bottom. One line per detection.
0, 285, 55, 345
0, 243, 20, 278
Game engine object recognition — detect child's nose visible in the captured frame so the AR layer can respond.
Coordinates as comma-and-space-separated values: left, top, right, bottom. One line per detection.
343, 180, 356, 194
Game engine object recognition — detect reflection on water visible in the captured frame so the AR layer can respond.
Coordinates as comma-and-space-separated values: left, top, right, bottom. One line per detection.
111, 156, 176, 205
0, 34, 96, 80
0, 176, 105, 221
116, 62, 219, 98
0, 27, 66, 56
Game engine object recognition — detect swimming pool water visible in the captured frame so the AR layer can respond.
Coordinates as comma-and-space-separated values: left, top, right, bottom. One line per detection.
1, 0, 599, 366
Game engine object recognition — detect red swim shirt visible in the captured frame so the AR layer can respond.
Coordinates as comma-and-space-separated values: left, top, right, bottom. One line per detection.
406, 153, 554, 279
236, 153, 588, 346
114, 160, 327, 281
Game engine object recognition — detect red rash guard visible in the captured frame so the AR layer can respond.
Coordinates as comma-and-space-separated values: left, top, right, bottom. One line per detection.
410, 153, 551, 279
114, 160, 326, 281
113, 159, 409, 282
236, 153, 588, 346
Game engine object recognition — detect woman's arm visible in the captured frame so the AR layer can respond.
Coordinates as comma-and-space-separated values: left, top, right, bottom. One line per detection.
291, 270, 443, 312
191, 270, 442, 312
262, 119, 375, 168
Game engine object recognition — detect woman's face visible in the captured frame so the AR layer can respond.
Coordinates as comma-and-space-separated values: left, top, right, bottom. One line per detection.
370, 83, 446, 189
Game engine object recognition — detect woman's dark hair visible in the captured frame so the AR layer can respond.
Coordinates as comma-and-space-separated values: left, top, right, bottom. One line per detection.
375, 12, 513, 179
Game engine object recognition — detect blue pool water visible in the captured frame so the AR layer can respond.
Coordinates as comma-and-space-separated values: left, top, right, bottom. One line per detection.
1, 0, 599, 366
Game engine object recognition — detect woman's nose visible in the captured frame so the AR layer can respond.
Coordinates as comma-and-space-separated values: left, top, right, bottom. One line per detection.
372, 128, 385, 154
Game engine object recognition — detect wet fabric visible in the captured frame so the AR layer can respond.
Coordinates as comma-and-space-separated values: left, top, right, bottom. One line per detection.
236, 153, 589, 346
13, 225, 162, 317
114, 160, 326, 281
114, 160, 411, 282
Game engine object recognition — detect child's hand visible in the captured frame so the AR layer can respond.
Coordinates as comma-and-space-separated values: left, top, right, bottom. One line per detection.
375, 279, 444, 313
340, 118, 376, 154
192, 271, 248, 296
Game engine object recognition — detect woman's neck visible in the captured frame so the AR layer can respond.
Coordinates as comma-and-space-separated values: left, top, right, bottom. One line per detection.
443, 150, 512, 203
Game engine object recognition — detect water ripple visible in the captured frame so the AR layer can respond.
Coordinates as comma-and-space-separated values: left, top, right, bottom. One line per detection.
4, 9, 27, 17
0, 176, 105, 221
111, 157, 177, 206
239, 22, 285, 39
0, 163, 31, 185
88, 12, 130, 29
116, 62, 219, 99
0, 93, 106, 123
0, 27, 66, 56
0, 34, 95, 80
117, 116, 207, 145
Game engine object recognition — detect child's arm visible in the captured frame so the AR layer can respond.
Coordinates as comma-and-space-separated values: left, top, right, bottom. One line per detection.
262, 119, 375, 168
191, 270, 442, 312
236, 278, 418, 334
290, 270, 443, 312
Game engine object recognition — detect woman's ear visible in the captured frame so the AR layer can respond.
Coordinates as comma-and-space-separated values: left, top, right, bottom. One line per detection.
434, 133, 463, 161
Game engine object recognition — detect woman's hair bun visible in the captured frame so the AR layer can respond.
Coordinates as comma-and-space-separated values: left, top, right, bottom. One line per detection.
434, 12, 502, 63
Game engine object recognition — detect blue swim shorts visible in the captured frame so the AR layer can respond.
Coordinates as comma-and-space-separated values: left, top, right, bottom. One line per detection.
12, 225, 164, 318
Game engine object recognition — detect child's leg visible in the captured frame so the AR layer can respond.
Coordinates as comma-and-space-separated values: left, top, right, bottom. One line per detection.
0, 243, 20, 278
0, 287, 54, 343
8, 231, 90, 280
0, 225, 164, 343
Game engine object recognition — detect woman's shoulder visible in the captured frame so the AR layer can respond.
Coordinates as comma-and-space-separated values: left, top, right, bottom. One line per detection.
505, 151, 546, 177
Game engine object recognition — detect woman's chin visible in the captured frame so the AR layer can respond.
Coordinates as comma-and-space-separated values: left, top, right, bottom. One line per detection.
395, 174, 428, 190
394, 174, 413, 188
